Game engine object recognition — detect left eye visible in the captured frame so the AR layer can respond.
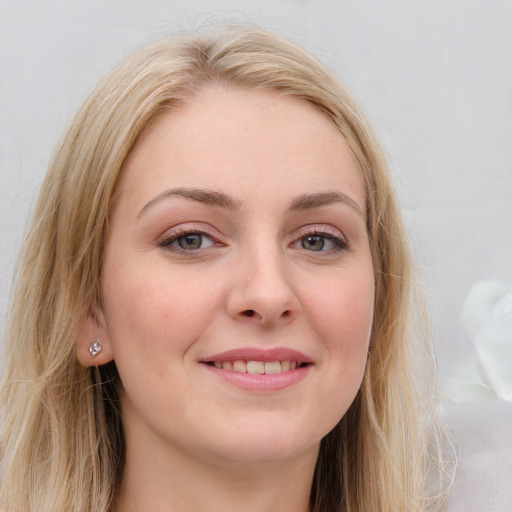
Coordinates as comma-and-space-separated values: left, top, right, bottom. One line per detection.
295, 234, 345, 252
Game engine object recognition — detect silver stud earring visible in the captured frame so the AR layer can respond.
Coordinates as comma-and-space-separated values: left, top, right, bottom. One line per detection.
89, 340, 102, 359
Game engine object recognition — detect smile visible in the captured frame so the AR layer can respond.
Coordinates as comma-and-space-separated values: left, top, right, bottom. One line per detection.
200, 348, 313, 391
209, 360, 305, 374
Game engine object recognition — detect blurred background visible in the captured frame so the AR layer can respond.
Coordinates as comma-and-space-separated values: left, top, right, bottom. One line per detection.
1, 1, 511, 510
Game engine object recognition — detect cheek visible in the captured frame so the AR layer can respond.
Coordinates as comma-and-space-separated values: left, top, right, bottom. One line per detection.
100, 259, 225, 362
301, 263, 374, 393
304, 268, 374, 346
291, 266, 374, 438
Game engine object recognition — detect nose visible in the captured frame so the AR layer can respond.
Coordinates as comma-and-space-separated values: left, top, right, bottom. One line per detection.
226, 246, 301, 327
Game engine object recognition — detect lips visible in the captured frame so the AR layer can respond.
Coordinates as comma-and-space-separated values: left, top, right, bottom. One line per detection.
201, 347, 312, 366
200, 348, 313, 391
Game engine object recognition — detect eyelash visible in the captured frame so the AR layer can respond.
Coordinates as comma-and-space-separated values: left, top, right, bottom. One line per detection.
158, 226, 219, 255
292, 227, 348, 254
158, 226, 348, 255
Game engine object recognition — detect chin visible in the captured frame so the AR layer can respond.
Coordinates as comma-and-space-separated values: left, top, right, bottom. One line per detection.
199, 415, 327, 466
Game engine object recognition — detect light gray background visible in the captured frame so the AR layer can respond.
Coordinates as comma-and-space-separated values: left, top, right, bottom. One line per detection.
1, 1, 511, 509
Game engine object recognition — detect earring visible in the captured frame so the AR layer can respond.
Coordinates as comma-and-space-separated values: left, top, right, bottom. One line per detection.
89, 340, 102, 359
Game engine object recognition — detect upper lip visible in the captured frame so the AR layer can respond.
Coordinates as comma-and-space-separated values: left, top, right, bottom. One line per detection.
200, 347, 313, 365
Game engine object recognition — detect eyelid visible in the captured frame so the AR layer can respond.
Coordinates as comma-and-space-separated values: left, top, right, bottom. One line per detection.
157, 223, 224, 251
294, 224, 347, 242
291, 224, 348, 252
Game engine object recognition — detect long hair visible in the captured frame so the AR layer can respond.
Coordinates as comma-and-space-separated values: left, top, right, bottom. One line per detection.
1, 26, 451, 511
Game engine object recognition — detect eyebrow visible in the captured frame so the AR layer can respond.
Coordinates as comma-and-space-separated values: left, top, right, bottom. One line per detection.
136, 187, 242, 220
288, 191, 364, 216
136, 187, 364, 220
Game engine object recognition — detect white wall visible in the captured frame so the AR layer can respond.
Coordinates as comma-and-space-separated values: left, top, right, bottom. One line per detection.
1, 0, 511, 386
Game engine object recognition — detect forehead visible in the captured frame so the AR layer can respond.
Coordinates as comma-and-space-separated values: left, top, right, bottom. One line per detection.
117, 86, 365, 213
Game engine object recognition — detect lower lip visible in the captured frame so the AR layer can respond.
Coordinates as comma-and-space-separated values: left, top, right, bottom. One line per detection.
202, 363, 312, 391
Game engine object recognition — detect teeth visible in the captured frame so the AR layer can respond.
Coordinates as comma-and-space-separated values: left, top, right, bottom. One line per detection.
211, 360, 302, 374
246, 361, 265, 374
264, 361, 281, 374
233, 360, 247, 373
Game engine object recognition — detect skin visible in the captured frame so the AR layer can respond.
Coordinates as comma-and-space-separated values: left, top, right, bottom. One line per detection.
78, 86, 375, 512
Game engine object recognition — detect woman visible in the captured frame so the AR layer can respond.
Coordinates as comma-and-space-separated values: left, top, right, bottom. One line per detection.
0, 25, 451, 512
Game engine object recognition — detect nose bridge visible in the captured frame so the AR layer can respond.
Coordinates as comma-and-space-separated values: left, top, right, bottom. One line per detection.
228, 233, 300, 325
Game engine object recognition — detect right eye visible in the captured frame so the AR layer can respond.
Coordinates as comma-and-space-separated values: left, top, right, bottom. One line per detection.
159, 230, 216, 253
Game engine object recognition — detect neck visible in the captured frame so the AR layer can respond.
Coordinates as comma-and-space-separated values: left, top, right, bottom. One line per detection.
115, 429, 318, 512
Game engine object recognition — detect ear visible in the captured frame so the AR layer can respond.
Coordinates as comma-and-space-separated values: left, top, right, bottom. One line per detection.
76, 308, 114, 367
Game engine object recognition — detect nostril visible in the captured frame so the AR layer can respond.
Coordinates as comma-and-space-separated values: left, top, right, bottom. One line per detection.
240, 309, 292, 320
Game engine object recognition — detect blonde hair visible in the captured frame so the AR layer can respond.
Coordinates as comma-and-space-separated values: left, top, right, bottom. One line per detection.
1, 25, 451, 511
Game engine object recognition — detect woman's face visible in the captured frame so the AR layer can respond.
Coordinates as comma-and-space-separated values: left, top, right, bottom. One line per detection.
95, 87, 374, 466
